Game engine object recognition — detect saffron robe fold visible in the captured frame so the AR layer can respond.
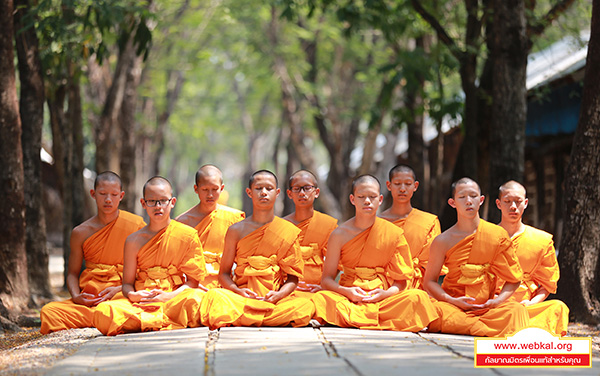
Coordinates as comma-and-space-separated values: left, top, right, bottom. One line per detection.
428, 220, 529, 337
294, 211, 338, 289
93, 220, 207, 336
191, 204, 245, 289
391, 209, 442, 290
313, 218, 438, 331
199, 217, 315, 329
40, 211, 145, 334
496, 225, 569, 336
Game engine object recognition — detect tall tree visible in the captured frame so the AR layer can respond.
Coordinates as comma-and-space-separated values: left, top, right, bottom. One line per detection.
0, 0, 29, 311
557, 0, 600, 324
14, 0, 52, 301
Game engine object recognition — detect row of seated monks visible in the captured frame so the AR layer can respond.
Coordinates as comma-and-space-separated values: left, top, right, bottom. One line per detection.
40, 164, 569, 337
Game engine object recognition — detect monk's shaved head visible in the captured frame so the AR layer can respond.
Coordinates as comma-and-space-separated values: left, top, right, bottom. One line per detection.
288, 169, 318, 190
451, 177, 480, 198
95, 171, 122, 190
498, 180, 526, 199
143, 176, 173, 197
352, 174, 381, 194
195, 164, 223, 185
388, 164, 416, 181
249, 169, 278, 188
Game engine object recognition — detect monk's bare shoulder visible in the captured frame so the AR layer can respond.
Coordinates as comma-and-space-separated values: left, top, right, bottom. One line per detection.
329, 218, 360, 246
431, 225, 467, 255
226, 217, 258, 241
378, 209, 397, 222
71, 216, 103, 244
175, 205, 200, 227
125, 226, 154, 251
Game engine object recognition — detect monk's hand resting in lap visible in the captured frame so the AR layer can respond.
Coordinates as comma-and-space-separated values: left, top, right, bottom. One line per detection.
520, 299, 533, 306
96, 286, 122, 303
236, 288, 258, 299
343, 286, 370, 303
451, 296, 480, 311
138, 289, 175, 303
127, 289, 159, 303
296, 283, 322, 293
361, 288, 391, 303
475, 297, 503, 310
73, 292, 103, 307
263, 290, 285, 304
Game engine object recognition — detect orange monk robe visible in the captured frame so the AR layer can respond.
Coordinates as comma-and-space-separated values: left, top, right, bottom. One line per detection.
496, 225, 569, 336
428, 220, 529, 337
312, 218, 438, 331
93, 220, 207, 336
293, 211, 337, 293
40, 211, 145, 334
199, 217, 315, 329
391, 209, 442, 290
192, 204, 245, 289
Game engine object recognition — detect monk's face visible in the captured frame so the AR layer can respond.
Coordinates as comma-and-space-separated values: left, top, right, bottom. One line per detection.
91, 180, 124, 215
287, 174, 319, 209
496, 187, 528, 224
448, 182, 484, 217
246, 173, 280, 209
350, 181, 383, 215
386, 171, 418, 204
141, 183, 176, 222
194, 175, 224, 208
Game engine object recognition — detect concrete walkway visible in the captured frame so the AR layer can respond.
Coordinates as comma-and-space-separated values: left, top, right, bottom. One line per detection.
45, 327, 598, 376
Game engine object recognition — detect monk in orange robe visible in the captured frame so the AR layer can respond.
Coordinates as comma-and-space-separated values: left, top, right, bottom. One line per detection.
312, 175, 438, 331
93, 176, 206, 336
495, 180, 569, 336
40, 172, 145, 334
380, 164, 442, 290
176, 164, 244, 289
424, 178, 529, 337
199, 170, 315, 329
283, 170, 337, 295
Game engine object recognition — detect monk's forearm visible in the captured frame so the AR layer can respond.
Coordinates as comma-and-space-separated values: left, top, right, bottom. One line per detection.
321, 276, 343, 294
496, 281, 519, 304
424, 280, 455, 303
122, 283, 135, 299
529, 288, 550, 304
66, 273, 82, 299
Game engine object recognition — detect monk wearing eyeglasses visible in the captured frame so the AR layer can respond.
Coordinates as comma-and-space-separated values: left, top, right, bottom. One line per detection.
284, 170, 337, 296
93, 176, 207, 335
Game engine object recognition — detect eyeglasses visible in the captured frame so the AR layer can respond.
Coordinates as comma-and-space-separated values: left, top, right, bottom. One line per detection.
290, 185, 316, 193
144, 198, 173, 207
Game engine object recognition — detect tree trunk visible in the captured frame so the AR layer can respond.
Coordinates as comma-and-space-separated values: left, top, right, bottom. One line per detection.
119, 50, 144, 212
95, 37, 134, 174
0, 0, 29, 311
67, 64, 86, 226
488, 0, 528, 223
14, 0, 51, 302
48, 85, 73, 289
557, 0, 600, 324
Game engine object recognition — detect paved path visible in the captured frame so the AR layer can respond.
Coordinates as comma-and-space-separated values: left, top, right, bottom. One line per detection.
45, 327, 598, 376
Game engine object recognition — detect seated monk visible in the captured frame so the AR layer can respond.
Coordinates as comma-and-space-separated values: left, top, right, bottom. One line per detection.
312, 175, 438, 331
424, 177, 529, 337
93, 176, 206, 335
176, 164, 245, 289
495, 180, 569, 336
379, 164, 442, 290
199, 170, 315, 329
40, 172, 145, 334
283, 170, 337, 296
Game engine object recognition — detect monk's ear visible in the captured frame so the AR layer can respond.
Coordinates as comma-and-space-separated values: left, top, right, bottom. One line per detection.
495, 198, 502, 210
119, 191, 125, 201
170, 197, 177, 207
193, 184, 199, 194
275, 187, 281, 197
448, 197, 456, 208
523, 197, 529, 209
313, 187, 320, 198
90, 189, 96, 199
379, 194, 384, 203
219, 184, 225, 192
140, 198, 146, 208
349, 193, 356, 206
413, 181, 419, 191
286, 189, 293, 200
245, 187, 252, 198
480, 195, 485, 205
385, 181, 392, 192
